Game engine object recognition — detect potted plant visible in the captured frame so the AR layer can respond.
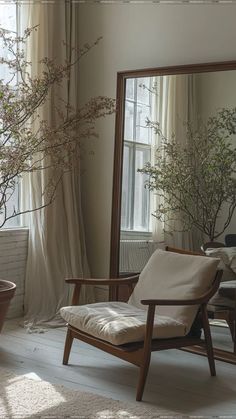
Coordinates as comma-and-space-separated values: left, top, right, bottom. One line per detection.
139, 108, 236, 243
0, 27, 115, 330
0, 280, 16, 332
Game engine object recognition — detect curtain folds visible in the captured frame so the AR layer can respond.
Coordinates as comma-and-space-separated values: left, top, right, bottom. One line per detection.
20, 1, 94, 329
151, 74, 202, 250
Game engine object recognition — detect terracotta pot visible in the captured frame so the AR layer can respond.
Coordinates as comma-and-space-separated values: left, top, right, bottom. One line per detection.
0, 280, 16, 333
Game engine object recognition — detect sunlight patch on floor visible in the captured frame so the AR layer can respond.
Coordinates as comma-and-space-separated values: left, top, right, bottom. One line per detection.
1, 374, 65, 418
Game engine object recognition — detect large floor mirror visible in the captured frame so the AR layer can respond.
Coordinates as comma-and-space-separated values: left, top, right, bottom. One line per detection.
110, 61, 236, 364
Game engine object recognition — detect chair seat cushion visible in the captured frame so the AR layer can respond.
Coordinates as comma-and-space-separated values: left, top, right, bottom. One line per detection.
60, 301, 187, 346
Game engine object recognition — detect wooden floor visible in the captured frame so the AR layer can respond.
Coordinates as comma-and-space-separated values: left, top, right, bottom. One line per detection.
1, 319, 236, 416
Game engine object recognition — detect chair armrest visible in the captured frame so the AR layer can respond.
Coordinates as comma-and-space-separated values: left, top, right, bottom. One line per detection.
67, 275, 139, 305
65, 275, 139, 286
141, 298, 205, 306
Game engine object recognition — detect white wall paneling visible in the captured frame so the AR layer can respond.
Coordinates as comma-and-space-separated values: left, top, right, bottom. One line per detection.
0, 229, 29, 319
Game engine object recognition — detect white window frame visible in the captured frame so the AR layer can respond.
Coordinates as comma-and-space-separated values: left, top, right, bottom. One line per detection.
0, 2, 21, 229
121, 77, 153, 239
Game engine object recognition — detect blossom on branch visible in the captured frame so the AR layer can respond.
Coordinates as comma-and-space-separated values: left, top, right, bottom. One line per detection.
0, 26, 115, 227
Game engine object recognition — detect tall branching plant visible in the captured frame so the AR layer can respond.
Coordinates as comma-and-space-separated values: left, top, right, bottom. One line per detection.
0, 26, 115, 227
139, 108, 236, 241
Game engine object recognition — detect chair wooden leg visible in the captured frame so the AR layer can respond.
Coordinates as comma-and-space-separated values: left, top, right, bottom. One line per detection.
136, 305, 155, 401
136, 352, 151, 402
63, 327, 73, 365
226, 317, 234, 339
234, 316, 236, 354
232, 315, 236, 355
227, 310, 236, 354
201, 304, 216, 376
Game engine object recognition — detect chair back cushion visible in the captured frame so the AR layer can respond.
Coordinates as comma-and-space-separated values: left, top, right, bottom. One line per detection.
128, 249, 219, 334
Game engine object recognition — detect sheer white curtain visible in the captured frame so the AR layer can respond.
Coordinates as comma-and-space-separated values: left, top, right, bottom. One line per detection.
151, 74, 202, 250
20, 1, 93, 329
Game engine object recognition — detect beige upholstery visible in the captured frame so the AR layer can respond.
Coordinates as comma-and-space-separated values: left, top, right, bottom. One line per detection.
60, 249, 219, 345
128, 249, 219, 334
205, 247, 236, 281
60, 301, 187, 345
208, 281, 236, 310
205, 248, 236, 308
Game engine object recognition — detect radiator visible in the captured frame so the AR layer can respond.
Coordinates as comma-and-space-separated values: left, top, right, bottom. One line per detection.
119, 240, 162, 273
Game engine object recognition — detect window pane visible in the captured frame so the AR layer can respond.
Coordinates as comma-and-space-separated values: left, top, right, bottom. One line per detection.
122, 77, 153, 234
0, 4, 20, 228
133, 147, 150, 231
0, 5, 16, 29
124, 101, 134, 141
125, 79, 134, 101
121, 144, 132, 230
135, 103, 151, 144
0, 181, 20, 228
0, 5, 17, 85
137, 77, 151, 105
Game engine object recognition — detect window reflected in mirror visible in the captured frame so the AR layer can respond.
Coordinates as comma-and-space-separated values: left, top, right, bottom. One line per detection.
122, 77, 153, 234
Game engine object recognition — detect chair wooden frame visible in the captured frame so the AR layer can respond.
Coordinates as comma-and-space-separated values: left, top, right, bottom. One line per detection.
62, 247, 222, 401
208, 306, 236, 354
218, 284, 236, 354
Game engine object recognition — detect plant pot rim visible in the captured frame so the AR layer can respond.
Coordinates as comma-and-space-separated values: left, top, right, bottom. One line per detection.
0, 280, 16, 292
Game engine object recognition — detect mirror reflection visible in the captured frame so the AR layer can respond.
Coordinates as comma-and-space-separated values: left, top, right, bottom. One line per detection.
120, 70, 236, 273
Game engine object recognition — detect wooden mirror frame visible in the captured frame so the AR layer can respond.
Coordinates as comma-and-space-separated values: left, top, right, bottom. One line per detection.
109, 60, 236, 365
110, 60, 236, 278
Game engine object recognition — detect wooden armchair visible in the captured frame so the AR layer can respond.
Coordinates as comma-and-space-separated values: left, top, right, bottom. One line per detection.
60, 247, 222, 401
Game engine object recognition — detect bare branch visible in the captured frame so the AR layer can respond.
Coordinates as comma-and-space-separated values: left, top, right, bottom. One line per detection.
0, 26, 115, 227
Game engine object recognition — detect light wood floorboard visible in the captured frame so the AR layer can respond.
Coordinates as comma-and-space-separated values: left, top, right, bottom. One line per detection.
1, 319, 236, 416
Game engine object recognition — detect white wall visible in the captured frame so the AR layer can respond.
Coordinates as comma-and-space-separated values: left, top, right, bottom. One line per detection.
197, 71, 236, 115
78, 4, 236, 276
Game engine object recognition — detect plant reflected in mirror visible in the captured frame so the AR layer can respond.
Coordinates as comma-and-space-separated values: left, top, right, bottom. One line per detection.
139, 107, 236, 242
